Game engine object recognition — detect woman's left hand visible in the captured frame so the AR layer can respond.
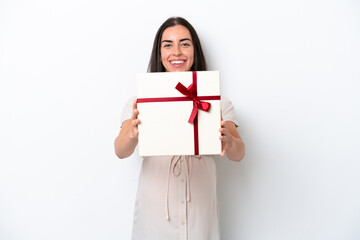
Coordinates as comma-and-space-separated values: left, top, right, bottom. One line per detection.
219, 120, 233, 157
219, 120, 245, 161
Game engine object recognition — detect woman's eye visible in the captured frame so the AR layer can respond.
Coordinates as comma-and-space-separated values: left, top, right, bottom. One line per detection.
181, 43, 190, 47
163, 44, 172, 48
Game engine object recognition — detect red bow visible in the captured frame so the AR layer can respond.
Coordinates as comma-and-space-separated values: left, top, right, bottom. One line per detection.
175, 79, 211, 124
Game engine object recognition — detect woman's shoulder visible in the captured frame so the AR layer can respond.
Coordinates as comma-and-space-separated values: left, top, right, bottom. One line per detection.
120, 96, 137, 124
126, 96, 137, 105
220, 95, 239, 127
220, 95, 234, 107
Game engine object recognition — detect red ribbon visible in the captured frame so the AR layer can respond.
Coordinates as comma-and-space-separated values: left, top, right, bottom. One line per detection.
137, 71, 220, 155
175, 71, 211, 123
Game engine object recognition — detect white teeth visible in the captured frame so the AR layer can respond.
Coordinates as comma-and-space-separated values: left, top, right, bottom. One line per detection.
171, 60, 184, 64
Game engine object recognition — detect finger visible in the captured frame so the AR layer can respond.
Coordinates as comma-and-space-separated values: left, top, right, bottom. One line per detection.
131, 119, 140, 136
220, 120, 225, 127
220, 136, 225, 157
219, 135, 228, 142
221, 147, 225, 157
132, 128, 139, 136
132, 118, 140, 126
219, 129, 224, 137
131, 109, 139, 120
131, 101, 139, 120
219, 127, 228, 137
219, 121, 227, 133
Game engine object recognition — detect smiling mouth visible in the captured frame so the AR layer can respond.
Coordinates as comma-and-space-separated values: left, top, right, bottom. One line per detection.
170, 60, 185, 65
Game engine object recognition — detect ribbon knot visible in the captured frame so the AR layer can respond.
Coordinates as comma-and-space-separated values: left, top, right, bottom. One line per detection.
175, 72, 211, 124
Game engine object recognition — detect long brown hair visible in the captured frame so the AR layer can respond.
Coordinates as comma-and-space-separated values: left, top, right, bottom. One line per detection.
148, 17, 207, 72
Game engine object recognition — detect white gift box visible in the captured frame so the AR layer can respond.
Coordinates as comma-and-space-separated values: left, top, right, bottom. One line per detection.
136, 71, 221, 156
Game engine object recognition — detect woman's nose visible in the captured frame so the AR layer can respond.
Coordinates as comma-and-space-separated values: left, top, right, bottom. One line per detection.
173, 46, 181, 55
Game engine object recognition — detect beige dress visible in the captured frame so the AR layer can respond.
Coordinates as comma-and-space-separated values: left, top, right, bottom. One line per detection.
121, 96, 239, 240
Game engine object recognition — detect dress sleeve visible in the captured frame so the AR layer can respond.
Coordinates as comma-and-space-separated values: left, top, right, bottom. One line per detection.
221, 96, 239, 127
120, 96, 136, 127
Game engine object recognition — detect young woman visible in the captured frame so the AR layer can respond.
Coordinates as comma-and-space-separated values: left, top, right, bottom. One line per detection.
115, 17, 245, 240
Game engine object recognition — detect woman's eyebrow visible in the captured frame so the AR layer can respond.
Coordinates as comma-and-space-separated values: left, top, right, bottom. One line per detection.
161, 38, 192, 43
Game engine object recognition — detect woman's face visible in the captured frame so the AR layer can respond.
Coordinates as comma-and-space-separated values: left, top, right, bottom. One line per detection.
160, 25, 194, 72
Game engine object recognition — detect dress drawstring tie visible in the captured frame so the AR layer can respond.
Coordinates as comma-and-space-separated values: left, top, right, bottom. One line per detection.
165, 156, 191, 221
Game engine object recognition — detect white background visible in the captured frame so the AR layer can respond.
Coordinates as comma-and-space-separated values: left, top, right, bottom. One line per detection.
1, 0, 359, 239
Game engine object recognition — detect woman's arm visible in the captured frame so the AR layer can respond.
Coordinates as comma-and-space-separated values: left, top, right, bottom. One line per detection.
114, 101, 140, 159
219, 120, 245, 162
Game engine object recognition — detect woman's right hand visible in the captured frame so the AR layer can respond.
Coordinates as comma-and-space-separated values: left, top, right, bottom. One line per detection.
114, 100, 141, 159
129, 100, 140, 138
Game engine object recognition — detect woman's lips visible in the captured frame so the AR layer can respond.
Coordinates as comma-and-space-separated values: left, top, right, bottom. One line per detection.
170, 59, 186, 68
